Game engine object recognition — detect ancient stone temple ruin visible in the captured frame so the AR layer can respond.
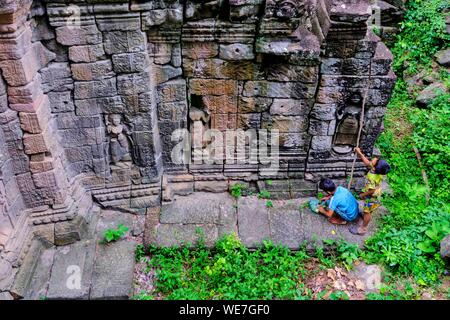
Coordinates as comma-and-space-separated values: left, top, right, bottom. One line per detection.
0, 0, 396, 296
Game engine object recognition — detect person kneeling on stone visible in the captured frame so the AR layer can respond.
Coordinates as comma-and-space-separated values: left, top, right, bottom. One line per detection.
317, 178, 360, 225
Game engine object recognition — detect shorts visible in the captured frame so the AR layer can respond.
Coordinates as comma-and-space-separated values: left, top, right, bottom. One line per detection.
362, 199, 381, 215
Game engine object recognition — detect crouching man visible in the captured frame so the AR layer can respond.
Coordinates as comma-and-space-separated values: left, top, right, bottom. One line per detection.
317, 178, 359, 225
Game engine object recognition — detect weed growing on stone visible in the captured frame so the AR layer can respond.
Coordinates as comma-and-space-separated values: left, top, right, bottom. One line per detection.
230, 183, 246, 199
103, 224, 129, 243
257, 190, 271, 199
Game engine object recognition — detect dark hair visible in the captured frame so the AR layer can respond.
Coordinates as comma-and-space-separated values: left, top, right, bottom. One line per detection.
375, 159, 391, 175
319, 178, 336, 192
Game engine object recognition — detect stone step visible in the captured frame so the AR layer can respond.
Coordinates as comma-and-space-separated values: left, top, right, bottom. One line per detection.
23, 246, 55, 300
10, 207, 137, 300
90, 239, 136, 300
150, 193, 378, 249
10, 238, 53, 299
46, 239, 96, 300
156, 192, 237, 247
90, 209, 137, 300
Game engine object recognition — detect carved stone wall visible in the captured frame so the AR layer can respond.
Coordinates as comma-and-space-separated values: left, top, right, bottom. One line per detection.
0, 0, 396, 291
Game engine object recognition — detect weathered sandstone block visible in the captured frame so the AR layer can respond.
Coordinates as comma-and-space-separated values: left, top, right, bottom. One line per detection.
55, 25, 102, 46
68, 44, 106, 63
71, 60, 114, 81
189, 79, 238, 96
112, 52, 149, 73
74, 78, 117, 100
103, 30, 146, 54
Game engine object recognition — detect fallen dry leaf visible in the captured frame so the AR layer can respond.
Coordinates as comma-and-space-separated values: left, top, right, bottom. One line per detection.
355, 280, 365, 291
327, 269, 337, 281
333, 280, 347, 290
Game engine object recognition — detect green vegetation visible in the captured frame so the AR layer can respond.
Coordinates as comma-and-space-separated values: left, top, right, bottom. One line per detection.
317, 192, 324, 201
328, 291, 350, 301
230, 183, 246, 199
324, 239, 362, 270
391, 0, 449, 75
135, 234, 439, 300
102, 224, 129, 243
257, 190, 271, 199
363, 0, 449, 287
139, 234, 313, 300
135, 244, 146, 262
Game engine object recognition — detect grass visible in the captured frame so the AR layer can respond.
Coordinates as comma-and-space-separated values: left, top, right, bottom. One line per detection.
362, 0, 450, 287
138, 235, 313, 300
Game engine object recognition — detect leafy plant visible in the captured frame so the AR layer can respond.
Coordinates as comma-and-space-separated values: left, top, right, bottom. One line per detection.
266, 200, 273, 208
329, 291, 349, 300
145, 234, 311, 300
365, 279, 421, 300
323, 239, 361, 270
135, 244, 146, 262
132, 292, 154, 300
417, 219, 450, 253
230, 183, 246, 199
103, 224, 129, 243
314, 245, 335, 269
257, 190, 271, 199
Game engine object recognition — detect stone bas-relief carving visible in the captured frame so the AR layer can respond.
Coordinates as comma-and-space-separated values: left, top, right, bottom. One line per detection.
106, 114, 133, 166
333, 94, 363, 155
189, 105, 212, 162
0, 0, 397, 293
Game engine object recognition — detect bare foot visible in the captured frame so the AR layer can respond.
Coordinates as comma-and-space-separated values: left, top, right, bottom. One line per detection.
349, 225, 367, 235
356, 226, 367, 235
328, 216, 347, 225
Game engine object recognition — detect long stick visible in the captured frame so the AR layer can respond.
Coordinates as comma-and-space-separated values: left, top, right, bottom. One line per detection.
347, 61, 372, 190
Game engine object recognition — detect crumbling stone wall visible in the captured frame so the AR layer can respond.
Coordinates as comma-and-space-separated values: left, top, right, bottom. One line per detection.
0, 0, 396, 291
